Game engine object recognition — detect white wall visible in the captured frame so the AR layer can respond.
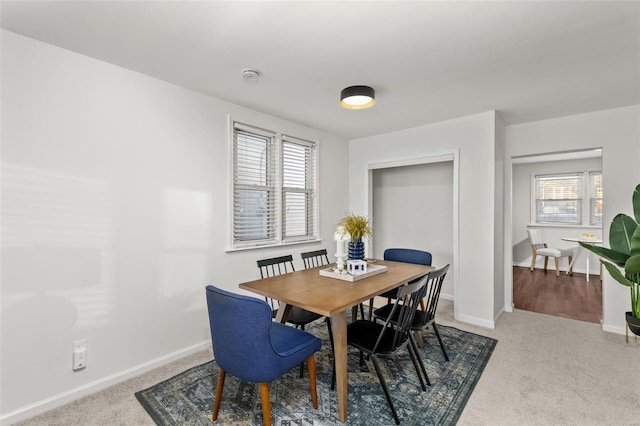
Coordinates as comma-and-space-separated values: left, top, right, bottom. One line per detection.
349, 111, 498, 328
0, 30, 349, 421
505, 105, 640, 334
512, 157, 603, 274
494, 114, 505, 319
371, 161, 454, 298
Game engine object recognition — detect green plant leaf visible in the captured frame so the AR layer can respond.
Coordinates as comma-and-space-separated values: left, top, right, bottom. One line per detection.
631, 226, 640, 257
579, 242, 629, 267
609, 213, 638, 255
633, 184, 640, 224
625, 255, 640, 276
601, 260, 633, 287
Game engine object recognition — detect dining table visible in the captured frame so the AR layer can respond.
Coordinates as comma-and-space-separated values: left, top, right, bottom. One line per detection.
239, 259, 433, 423
561, 236, 603, 282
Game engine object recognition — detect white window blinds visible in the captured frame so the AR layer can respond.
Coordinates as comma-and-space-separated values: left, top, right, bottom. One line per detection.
589, 172, 603, 226
535, 173, 582, 224
282, 135, 316, 242
233, 126, 277, 246
231, 123, 318, 249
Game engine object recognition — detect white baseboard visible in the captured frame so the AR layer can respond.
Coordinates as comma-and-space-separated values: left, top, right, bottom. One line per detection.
0, 340, 211, 425
440, 292, 454, 301
602, 323, 626, 336
455, 313, 495, 329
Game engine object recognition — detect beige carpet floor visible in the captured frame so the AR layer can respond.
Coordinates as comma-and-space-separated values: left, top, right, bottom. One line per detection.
13, 300, 640, 425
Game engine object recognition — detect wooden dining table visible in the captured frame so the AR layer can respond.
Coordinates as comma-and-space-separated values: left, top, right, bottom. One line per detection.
238, 259, 433, 423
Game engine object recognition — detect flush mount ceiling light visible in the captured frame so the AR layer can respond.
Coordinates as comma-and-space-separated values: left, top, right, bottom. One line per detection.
340, 85, 376, 109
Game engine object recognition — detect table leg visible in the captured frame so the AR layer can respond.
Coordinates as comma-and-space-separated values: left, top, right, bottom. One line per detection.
331, 310, 348, 422
274, 303, 292, 323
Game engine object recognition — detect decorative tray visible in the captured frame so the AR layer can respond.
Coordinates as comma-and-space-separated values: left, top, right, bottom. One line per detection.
319, 263, 388, 282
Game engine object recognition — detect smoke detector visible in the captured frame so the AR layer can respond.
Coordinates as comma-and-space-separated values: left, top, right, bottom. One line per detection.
242, 68, 260, 83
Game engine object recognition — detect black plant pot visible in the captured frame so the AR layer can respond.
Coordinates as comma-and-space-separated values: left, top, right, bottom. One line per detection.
626, 312, 640, 337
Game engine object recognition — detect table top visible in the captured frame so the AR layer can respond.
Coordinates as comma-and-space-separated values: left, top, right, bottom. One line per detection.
561, 236, 603, 244
239, 259, 433, 317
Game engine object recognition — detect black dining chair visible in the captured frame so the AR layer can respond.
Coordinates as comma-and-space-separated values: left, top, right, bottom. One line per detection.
368, 248, 432, 319
300, 249, 366, 321
345, 275, 430, 424
300, 249, 330, 269
257, 255, 326, 377
374, 264, 451, 362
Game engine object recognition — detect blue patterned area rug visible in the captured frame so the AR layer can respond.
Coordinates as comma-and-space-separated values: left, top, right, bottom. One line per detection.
136, 322, 496, 425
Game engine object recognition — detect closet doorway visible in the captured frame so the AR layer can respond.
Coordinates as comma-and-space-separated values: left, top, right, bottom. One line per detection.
369, 160, 455, 300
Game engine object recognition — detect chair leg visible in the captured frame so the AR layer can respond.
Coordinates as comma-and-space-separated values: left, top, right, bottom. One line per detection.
259, 382, 272, 426
568, 256, 574, 275
307, 355, 319, 409
554, 257, 560, 276
420, 299, 426, 312
409, 332, 431, 386
543, 256, 549, 272
432, 322, 449, 362
371, 355, 400, 425
530, 253, 536, 271
406, 337, 427, 391
212, 369, 226, 421
299, 324, 306, 378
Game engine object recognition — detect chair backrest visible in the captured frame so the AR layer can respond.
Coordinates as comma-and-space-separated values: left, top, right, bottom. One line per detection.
256, 255, 295, 313
257, 255, 295, 278
373, 274, 428, 354
383, 248, 432, 266
301, 249, 330, 269
527, 229, 547, 247
205, 285, 278, 382
384, 248, 432, 287
419, 264, 450, 325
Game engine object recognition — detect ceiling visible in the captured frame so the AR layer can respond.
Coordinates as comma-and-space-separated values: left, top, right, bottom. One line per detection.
1, 1, 638, 140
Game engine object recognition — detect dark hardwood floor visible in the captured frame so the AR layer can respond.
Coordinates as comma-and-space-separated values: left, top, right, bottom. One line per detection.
513, 266, 602, 324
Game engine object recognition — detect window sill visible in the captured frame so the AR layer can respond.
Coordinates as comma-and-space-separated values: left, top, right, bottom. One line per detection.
225, 239, 323, 253
527, 224, 602, 230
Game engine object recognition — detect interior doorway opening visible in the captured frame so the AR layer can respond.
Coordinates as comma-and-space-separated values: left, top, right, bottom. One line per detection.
509, 149, 603, 323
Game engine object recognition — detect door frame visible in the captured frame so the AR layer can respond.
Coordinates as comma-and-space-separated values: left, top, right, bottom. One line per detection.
365, 148, 460, 320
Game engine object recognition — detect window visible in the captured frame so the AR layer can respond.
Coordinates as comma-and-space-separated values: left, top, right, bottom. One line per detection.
533, 171, 602, 226
231, 123, 317, 249
589, 172, 603, 226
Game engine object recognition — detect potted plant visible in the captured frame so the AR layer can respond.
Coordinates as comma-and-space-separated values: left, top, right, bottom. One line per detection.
580, 184, 640, 341
337, 213, 373, 261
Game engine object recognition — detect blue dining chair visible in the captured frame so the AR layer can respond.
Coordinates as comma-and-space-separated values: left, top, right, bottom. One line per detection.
368, 248, 432, 318
205, 285, 322, 426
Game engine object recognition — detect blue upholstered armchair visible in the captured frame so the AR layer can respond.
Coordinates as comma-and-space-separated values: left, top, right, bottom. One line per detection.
205, 285, 322, 426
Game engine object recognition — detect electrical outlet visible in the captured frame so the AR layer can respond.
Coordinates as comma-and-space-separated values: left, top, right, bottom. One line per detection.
73, 339, 87, 371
